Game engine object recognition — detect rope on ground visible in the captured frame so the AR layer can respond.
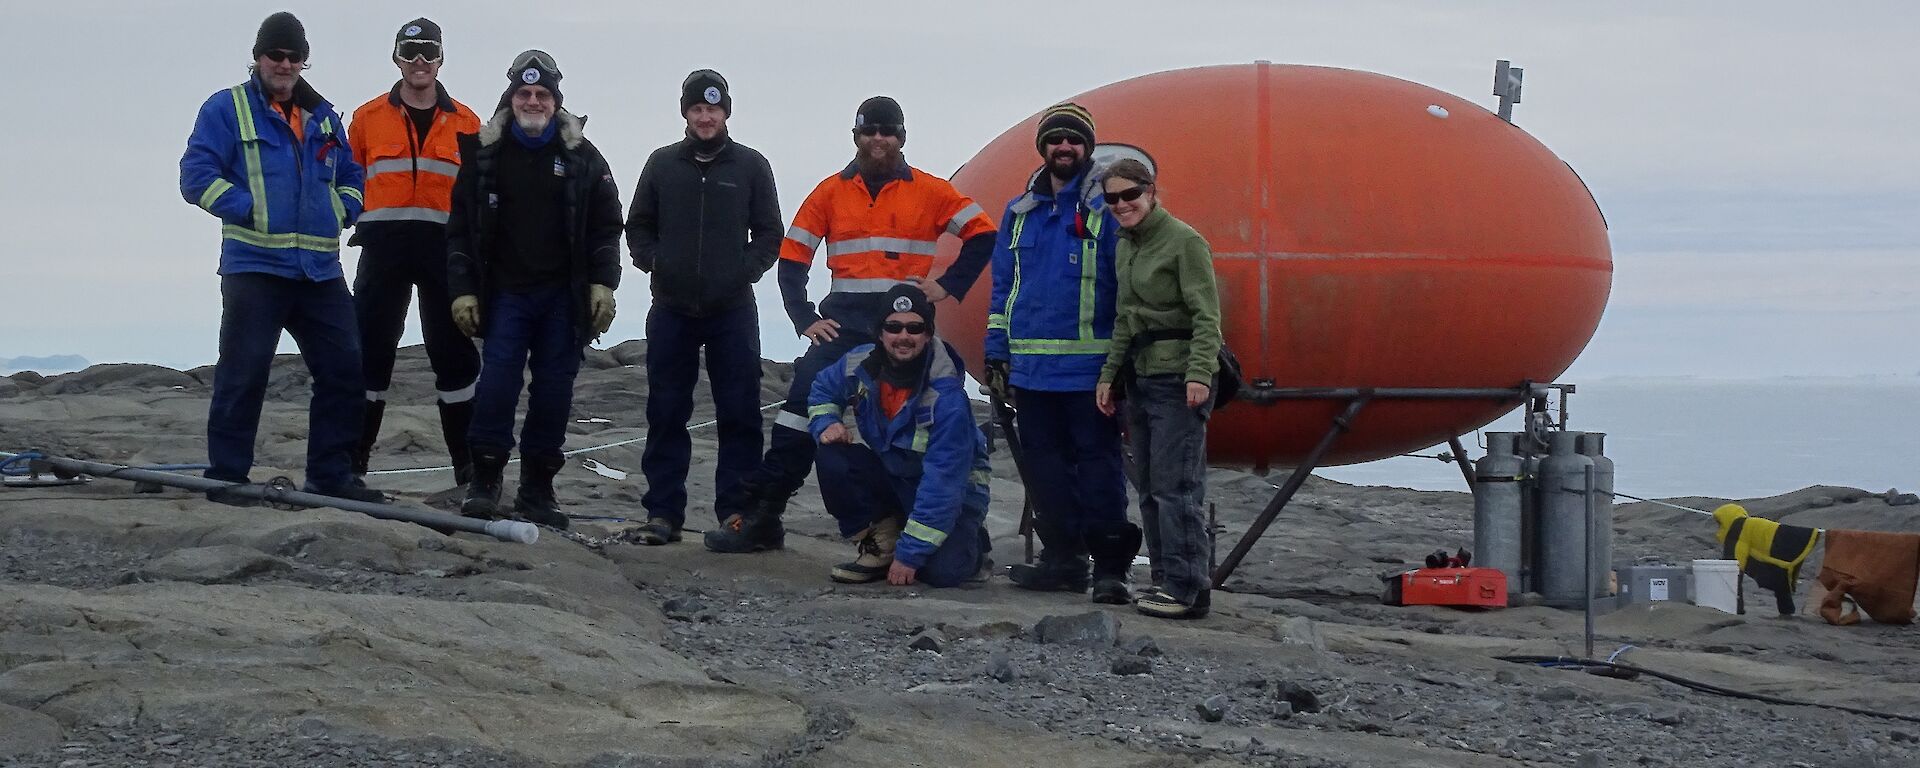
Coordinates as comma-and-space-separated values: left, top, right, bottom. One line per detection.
1604, 489, 1714, 516
1496, 654, 1920, 724
367, 399, 788, 476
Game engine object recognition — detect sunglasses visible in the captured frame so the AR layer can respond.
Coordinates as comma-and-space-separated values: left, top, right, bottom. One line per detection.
394, 40, 443, 64
1043, 134, 1085, 147
881, 320, 929, 335
1103, 185, 1151, 205
856, 124, 903, 138
262, 49, 306, 64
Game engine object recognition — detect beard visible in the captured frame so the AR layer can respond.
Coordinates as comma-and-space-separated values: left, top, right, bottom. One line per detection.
1048, 150, 1085, 179
514, 112, 551, 134
855, 145, 904, 178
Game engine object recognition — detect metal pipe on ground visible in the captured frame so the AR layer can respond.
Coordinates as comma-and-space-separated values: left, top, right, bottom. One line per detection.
33, 454, 539, 544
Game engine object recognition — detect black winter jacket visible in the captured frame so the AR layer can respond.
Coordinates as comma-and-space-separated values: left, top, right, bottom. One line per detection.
448, 108, 624, 346
624, 137, 781, 316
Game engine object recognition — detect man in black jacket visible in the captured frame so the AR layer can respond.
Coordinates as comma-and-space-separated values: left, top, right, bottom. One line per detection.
624, 70, 783, 545
446, 50, 622, 530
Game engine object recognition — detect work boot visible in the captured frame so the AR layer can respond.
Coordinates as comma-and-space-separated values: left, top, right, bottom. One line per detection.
301, 477, 388, 504
1086, 522, 1143, 604
1008, 551, 1091, 593
204, 481, 261, 508
461, 448, 508, 520
352, 400, 386, 479
638, 517, 683, 545
831, 515, 903, 584
437, 400, 474, 486
513, 454, 569, 529
1134, 586, 1210, 620
704, 512, 785, 553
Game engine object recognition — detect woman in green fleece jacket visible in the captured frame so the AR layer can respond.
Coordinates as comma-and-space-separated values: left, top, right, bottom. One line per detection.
1092, 158, 1222, 619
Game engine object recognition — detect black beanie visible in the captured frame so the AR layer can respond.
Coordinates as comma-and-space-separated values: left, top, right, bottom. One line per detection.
498, 49, 563, 112
681, 69, 731, 116
854, 96, 906, 145
1034, 102, 1096, 157
253, 11, 309, 61
879, 284, 936, 333
395, 17, 442, 45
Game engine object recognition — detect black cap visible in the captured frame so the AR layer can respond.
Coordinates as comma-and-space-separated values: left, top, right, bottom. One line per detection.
879, 284, 936, 333
499, 49, 563, 112
855, 96, 904, 128
854, 96, 905, 146
396, 17, 441, 44
253, 11, 309, 61
681, 69, 731, 116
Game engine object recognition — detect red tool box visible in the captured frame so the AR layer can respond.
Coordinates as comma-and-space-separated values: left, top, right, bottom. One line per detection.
1382, 567, 1508, 608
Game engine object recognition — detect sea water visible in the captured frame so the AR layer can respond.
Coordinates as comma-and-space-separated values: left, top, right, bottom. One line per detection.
1314, 376, 1920, 500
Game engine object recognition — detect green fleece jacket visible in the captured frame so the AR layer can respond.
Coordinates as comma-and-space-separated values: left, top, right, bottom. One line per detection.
1098, 204, 1222, 386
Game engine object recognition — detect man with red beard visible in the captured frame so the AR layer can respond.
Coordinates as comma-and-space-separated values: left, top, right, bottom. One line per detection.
705, 96, 997, 554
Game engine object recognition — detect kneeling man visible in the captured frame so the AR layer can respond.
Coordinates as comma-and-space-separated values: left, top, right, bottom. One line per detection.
808, 286, 990, 587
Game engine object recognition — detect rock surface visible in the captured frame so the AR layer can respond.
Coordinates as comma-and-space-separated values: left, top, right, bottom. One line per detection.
4, 349, 1920, 767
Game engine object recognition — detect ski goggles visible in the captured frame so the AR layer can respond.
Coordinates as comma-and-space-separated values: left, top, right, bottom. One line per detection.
394, 39, 443, 64
509, 49, 560, 78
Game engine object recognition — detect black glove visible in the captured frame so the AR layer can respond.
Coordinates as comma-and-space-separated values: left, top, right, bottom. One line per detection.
986, 359, 1012, 403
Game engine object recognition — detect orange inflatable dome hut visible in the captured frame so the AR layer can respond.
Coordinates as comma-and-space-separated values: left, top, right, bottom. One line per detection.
937, 62, 1612, 470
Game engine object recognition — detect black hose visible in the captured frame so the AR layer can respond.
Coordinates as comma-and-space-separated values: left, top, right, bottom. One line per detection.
1496, 654, 1920, 724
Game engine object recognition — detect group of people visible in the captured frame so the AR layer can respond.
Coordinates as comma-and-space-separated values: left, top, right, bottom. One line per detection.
178, 13, 1223, 619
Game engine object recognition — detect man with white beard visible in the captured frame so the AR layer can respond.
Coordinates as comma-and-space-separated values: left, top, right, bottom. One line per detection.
445, 50, 624, 529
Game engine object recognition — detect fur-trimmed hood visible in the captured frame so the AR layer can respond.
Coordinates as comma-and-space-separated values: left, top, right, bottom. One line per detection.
478, 108, 586, 149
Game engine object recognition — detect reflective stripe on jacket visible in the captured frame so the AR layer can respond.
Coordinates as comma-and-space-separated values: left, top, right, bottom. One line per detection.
781, 163, 995, 293
179, 76, 364, 280
985, 168, 1120, 391
347, 81, 480, 227
806, 339, 991, 568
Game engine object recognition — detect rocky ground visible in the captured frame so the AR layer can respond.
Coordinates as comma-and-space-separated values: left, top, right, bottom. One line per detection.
4, 346, 1920, 767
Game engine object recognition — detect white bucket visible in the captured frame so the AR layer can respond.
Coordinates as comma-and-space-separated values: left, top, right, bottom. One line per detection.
1692, 559, 1740, 614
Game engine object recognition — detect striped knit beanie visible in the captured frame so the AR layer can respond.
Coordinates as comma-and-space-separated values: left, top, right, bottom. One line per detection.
1035, 102, 1096, 157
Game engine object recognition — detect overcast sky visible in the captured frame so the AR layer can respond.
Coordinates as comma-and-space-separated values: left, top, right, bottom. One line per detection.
2, 0, 1916, 378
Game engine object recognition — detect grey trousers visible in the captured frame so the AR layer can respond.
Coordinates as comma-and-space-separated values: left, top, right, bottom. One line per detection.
1123, 374, 1213, 603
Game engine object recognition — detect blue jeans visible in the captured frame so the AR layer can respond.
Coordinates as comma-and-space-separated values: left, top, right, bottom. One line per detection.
814, 442, 990, 588
467, 283, 582, 460
1013, 387, 1129, 556
1123, 374, 1214, 603
206, 273, 364, 486
640, 304, 765, 524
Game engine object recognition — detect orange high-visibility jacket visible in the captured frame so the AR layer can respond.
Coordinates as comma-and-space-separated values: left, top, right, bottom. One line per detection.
781, 163, 996, 294
347, 84, 480, 226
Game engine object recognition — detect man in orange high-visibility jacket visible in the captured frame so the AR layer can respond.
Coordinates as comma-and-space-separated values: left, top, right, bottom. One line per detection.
345, 18, 483, 485
704, 95, 997, 554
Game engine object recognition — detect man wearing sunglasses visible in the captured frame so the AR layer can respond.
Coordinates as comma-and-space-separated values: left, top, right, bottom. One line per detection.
345, 18, 483, 488
808, 285, 991, 586
983, 103, 1137, 603
704, 96, 998, 554
446, 50, 625, 529
179, 11, 375, 505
